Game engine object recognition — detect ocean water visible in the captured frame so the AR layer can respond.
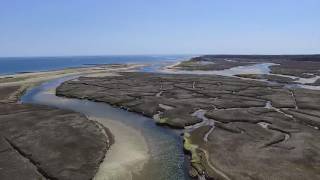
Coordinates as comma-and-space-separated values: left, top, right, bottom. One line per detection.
0, 55, 190, 75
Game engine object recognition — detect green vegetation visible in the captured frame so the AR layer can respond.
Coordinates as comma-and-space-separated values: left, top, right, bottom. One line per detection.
183, 133, 205, 176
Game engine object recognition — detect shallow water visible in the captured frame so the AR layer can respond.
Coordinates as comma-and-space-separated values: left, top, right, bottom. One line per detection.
21, 76, 189, 180
163, 62, 320, 90
17, 59, 320, 179
162, 63, 275, 76
0, 55, 189, 75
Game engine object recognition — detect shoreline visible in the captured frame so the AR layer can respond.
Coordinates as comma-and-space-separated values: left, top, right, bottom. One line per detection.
0, 63, 144, 86
0, 63, 147, 180
23, 68, 153, 180
55, 81, 188, 180
0, 63, 144, 103
91, 117, 150, 180
3, 55, 320, 180
0, 93, 111, 180
55, 70, 320, 180
38, 82, 152, 180
163, 58, 320, 90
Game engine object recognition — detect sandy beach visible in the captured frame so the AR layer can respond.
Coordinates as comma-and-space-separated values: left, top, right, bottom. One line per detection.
0, 64, 144, 86
0, 64, 143, 103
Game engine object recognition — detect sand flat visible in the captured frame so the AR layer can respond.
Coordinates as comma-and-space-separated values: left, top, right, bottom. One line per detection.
91, 117, 150, 180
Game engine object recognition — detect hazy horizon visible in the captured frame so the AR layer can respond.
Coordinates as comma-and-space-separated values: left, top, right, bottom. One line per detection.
2, 53, 320, 59
1, 0, 319, 57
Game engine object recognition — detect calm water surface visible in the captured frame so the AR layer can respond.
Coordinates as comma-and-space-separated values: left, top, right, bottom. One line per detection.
0, 55, 190, 75
21, 76, 189, 180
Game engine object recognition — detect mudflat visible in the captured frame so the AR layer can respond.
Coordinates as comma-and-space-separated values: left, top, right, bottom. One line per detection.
57, 71, 320, 180
0, 64, 142, 180
0, 85, 112, 180
174, 55, 320, 78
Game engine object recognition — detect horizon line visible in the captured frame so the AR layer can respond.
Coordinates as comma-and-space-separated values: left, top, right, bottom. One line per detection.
1, 53, 320, 59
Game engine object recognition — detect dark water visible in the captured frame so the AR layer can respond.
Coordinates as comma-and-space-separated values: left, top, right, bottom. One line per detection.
0, 55, 189, 75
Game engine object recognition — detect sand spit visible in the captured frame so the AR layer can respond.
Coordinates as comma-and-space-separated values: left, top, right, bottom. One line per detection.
0, 64, 144, 87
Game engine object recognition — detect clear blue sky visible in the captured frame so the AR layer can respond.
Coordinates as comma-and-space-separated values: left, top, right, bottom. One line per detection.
0, 0, 319, 57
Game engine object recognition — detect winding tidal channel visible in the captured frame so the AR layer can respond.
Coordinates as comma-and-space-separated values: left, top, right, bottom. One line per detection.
17, 60, 318, 180
21, 76, 189, 180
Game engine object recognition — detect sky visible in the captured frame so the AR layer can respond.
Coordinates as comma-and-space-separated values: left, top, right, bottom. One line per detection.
0, 0, 319, 57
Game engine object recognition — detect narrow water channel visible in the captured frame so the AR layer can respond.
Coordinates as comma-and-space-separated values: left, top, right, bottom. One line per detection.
21, 76, 189, 180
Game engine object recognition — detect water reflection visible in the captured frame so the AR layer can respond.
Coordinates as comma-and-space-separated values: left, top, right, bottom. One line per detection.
21, 77, 189, 180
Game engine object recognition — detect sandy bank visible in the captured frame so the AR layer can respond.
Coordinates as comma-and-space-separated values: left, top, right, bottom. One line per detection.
90, 117, 150, 180
0, 64, 144, 87
0, 64, 147, 180
32, 86, 150, 180
56, 72, 320, 180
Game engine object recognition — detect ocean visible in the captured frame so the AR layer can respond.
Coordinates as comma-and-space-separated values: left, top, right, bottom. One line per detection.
0, 55, 191, 75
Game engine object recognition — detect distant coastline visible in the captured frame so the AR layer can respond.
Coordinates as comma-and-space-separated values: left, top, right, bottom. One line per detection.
0, 55, 190, 75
